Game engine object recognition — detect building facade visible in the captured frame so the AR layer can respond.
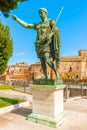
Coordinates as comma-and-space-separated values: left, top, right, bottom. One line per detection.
59, 50, 87, 81
0, 62, 30, 82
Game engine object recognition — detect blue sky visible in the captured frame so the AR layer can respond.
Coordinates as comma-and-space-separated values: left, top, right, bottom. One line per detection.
1, 0, 87, 65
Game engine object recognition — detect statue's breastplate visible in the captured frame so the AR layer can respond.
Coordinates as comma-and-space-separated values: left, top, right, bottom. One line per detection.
36, 21, 51, 40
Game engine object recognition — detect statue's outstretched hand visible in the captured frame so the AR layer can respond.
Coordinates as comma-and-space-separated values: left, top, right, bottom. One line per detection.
11, 14, 18, 21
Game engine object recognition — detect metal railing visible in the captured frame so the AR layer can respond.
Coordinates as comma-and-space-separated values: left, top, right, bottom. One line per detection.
0, 80, 32, 94
0, 80, 87, 99
64, 82, 87, 99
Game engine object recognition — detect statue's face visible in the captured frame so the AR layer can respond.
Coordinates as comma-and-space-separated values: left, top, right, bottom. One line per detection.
39, 10, 46, 19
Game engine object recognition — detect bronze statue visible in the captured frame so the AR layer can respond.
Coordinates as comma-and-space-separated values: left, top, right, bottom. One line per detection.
12, 8, 60, 79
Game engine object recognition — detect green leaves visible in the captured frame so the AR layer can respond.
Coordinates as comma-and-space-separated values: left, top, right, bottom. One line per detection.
0, 21, 13, 75
0, 0, 27, 17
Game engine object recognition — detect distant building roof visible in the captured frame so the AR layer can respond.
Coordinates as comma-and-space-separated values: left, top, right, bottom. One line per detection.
60, 56, 86, 62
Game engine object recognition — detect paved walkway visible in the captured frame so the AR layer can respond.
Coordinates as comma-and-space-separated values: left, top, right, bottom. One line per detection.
0, 90, 32, 102
0, 90, 87, 130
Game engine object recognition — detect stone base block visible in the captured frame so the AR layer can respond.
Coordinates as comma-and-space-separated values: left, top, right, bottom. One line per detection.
27, 112, 65, 128
27, 83, 66, 128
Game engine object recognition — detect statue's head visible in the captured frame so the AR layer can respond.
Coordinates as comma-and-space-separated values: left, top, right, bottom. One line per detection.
39, 8, 48, 19
39, 8, 48, 14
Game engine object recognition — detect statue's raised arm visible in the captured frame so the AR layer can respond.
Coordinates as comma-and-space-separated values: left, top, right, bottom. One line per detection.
11, 14, 35, 29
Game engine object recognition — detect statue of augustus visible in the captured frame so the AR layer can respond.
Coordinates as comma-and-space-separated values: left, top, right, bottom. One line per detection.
12, 8, 60, 79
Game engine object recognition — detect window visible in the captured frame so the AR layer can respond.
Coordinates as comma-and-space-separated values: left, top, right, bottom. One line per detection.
76, 75, 79, 79
67, 75, 69, 78
69, 66, 72, 72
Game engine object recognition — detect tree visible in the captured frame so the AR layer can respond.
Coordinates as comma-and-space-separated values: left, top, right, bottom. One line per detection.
0, 21, 13, 75
0, 0, 27, 17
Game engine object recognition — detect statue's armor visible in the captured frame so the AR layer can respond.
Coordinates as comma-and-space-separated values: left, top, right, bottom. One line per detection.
36, 20, 51, 41
34, 20, 53, 57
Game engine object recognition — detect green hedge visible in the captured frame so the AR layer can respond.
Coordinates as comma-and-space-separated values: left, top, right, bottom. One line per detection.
0, 97, 25, 108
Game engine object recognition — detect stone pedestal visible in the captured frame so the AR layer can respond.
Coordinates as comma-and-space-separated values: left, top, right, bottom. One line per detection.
27, 79, 66, 128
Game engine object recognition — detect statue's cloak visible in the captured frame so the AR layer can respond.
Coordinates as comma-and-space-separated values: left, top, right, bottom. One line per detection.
50, 27, 60, 67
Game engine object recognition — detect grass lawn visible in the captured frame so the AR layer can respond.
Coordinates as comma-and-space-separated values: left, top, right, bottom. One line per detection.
0, 84, 14, 90
0, 97, 25, 108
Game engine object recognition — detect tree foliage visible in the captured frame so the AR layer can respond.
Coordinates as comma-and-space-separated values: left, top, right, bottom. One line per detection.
0, 0, 27, 17
0, 21, 13, 75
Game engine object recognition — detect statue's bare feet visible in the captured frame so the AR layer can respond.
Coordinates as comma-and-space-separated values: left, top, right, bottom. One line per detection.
41, 75, 48, 79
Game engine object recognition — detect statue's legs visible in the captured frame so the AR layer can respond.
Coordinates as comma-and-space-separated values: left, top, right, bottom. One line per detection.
44, 53, 60, 79
40, 57, 48, 79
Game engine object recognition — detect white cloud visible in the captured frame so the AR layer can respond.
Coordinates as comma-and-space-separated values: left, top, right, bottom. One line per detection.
13, 52, 26, 56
